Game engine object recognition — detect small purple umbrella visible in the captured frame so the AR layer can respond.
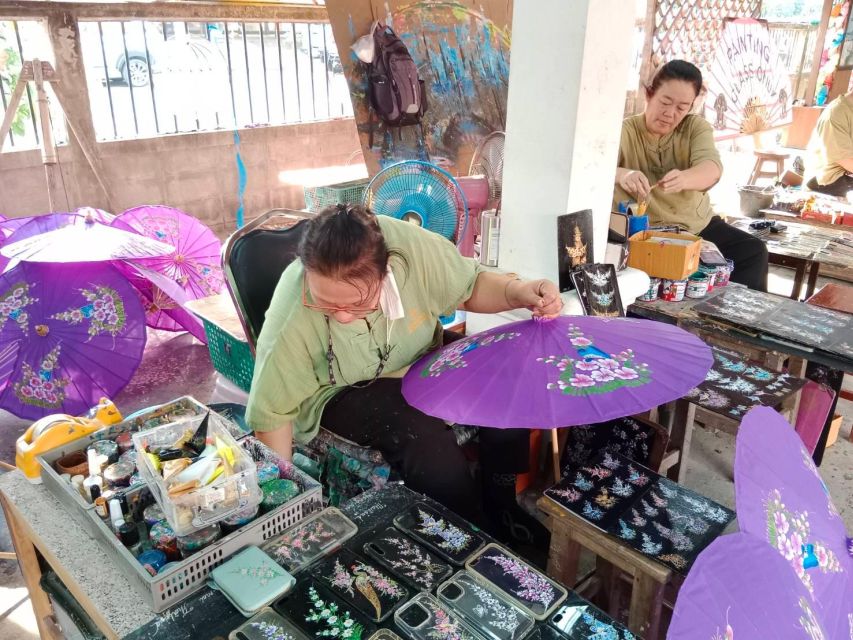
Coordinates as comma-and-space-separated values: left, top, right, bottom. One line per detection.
402, 316, 712, 479
734, 406, 853, 636
0, 262, 147, 419
112, 206, 223, 337
667, 532, 832, 639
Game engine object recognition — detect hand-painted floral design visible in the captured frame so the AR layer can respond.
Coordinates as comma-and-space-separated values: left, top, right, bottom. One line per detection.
267, 521, 334, 566
798, 597, 826, 640
466, 580, 521, 633
610, 477, 634, 497
415, 509, 472, 553
232, 562, 287, 587
421, 331, 521, 378
13, 345, 69, 408
329, 557, 404, 619
626, 465, 649, 486
629, 509, 647, 527
617, 520, 636, 540
669, 510, 711, 535
594, 490, 617, 509
652, 522, 694, 552
800, 448, 841, 520
249, 620, 295, 640
601, 453, 621, 470
640, 533, 662, 555
581, 611, 636, 640
483, 554, 555, 608
573, 473, 593, 491
764, 489, 842, 595
51, 286, 127, 338
538, 325, 651, 395
582, 501, 605, 520
649, 490, 668, 508
305, 585, 364, 639
679, 494, 731, 524
548, 486, 582, 503
658, 553, 688, 571
379, 535, 447, 588
710, 622, 734, 640
424, 601, 476, 640
582, 465, 612, 480
0, 283, 37, 335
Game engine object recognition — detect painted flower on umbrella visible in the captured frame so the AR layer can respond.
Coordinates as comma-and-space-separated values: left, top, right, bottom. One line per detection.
51, 286, 127, 338
798, 597, 827, 640
539, 326, 650, 396
764, 489, 842, 595
0, 282, 37, 335
421, 332, 521, 378
13, 345, 69, 408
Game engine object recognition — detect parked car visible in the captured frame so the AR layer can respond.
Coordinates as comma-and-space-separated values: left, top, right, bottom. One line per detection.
80, 22, 163, 87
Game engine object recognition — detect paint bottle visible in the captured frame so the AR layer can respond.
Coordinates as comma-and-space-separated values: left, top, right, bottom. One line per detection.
94, 497, 108, 519
82, 475, 103, 503
118, 522, 147, 557
109, 498, 125, 532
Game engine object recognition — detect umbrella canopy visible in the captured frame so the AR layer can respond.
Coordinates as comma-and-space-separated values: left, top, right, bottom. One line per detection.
0, 262, 147, 419
734, 406, 852, 636
402, 316, 713, 428
111, 206, 223, 336
667, 532, 831, 640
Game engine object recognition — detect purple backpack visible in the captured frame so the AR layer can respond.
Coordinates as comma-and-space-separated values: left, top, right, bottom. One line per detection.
367, 23, 427, 146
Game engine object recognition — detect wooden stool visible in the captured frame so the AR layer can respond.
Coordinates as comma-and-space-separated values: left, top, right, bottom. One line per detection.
748, 150, 789, 185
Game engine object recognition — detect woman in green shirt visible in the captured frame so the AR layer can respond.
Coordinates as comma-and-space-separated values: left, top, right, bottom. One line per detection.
613, 60, 768, 291
246, 204, 561, 544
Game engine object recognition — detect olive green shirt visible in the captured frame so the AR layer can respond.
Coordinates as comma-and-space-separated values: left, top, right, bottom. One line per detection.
613, 113, 722, 234
807, 95, 853, 186
245, 216, 483, 443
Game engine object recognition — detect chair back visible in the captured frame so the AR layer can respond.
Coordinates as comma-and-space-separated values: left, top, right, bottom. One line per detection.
222, 209, 311, 352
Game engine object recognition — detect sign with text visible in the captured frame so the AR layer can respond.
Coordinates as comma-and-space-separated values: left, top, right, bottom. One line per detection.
705, 18, 792, 140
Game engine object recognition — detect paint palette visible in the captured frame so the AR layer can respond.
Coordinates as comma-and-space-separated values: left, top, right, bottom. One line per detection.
545, 452, 734, 573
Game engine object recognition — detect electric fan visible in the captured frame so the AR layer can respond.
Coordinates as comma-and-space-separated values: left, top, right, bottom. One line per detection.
469, 131, 505, 210
363, 160, 469, 245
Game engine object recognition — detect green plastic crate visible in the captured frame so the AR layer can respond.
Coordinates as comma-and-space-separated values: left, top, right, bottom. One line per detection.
303, 179, 369, 213
203, 318, 255, 392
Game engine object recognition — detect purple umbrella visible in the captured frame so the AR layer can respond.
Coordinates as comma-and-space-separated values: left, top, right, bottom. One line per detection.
112, 206, 223, 337
0, 262, 147, 419
402, 316, 712, 480
734, 406, 852, 636
667, 532, 832, 639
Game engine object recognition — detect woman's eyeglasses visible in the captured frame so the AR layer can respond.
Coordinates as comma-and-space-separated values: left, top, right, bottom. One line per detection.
324, 316, 392, 388
302, 276, 379, 317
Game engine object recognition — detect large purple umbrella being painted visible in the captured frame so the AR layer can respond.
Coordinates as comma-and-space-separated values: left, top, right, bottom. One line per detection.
667, 532, 832, 639
402, 316, 713, 428
0, 262, 147, 419
734, 406, 852, 638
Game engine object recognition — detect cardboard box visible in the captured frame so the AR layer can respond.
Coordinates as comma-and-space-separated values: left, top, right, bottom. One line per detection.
826, 414, 843, 448
627, 230, 701, 280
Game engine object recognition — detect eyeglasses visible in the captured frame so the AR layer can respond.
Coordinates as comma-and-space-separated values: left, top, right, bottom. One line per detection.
324, 315, 392, 388
302, 275, 379, 317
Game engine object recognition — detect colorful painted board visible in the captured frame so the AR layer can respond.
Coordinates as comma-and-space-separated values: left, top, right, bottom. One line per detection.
464, 543, 568, 620
684, 345, 806, 419
544, 452, 735, 574
362, 526, 452, 592
578, 264, 623, 317
557, 211, 594, 292
310, 549, 408, 623
272, 579, 376, 640
549, 594, 636, 639
561, 416, 658, 470
393, 502, 485, 566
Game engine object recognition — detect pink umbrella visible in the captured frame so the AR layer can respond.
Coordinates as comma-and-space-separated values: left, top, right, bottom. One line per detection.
111, 206, 223, 340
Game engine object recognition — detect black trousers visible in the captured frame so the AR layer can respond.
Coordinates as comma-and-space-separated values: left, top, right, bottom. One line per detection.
806, 175, 853, 198
321, 377, 529, 524
698, 216, 769, 292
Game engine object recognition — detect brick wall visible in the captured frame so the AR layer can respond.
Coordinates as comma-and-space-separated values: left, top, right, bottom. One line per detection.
0, 117, 361, 238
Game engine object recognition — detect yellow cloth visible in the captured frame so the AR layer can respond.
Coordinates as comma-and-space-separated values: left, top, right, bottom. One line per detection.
807, 95, 853, 186
245, 216, 483, 442
613, 113, 722, 234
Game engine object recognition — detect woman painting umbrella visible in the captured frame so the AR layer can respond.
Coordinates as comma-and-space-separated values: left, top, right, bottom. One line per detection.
613, 60, 768, 292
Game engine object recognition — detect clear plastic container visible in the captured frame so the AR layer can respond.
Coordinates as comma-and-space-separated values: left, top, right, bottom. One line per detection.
132, 412, 261, 536
395, 593, 488, 640
437, 571, 534, 640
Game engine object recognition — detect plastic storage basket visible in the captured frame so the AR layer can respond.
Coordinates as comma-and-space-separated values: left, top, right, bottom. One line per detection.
133, 411, 262, 536
303, 179, 369, 213
204, 319, 254, 392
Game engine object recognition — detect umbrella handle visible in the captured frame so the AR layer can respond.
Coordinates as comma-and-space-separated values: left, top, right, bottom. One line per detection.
551, 428, 561, 483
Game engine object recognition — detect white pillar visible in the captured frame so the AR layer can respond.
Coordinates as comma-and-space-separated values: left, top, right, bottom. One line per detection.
499, 0, 635, 281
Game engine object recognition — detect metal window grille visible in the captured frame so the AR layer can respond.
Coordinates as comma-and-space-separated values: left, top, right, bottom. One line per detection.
0, 19, 68, 151
768, 22, 819, 102
77, 19, 352, 142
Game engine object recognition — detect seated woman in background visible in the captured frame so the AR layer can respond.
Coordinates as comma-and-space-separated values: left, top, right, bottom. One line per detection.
612, 60, 768, 292
806, 89, 853, 198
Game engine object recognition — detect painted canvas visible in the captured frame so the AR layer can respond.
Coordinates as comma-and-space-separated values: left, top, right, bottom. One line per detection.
579, 264, 623, 317
557, 210, 594, 292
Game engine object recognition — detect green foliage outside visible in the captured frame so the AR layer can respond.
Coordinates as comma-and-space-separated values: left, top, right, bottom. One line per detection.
761, 0, 824, 23
0, 23, 31, 138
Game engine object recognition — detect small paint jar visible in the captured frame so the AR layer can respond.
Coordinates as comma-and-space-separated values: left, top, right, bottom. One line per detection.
128, 472, 145, 488
149, 520, 180, 560
638, 278, 661, 302
177, 524, 221, 559
94, 497, 109, 519
260, 479, 300, 513
138, 549, 167, 576
220, 504, 260, 534
255, 460, 280, 485
716, 259, 734, 287
143, 503, 166, 527
686, 273, 709, 299
103, 461, 135, 488
118, 450, 137, 468
87, 440, 119, 465
661, 279, 687, 302
698, 265, 718, 290
115, 432, 134, 454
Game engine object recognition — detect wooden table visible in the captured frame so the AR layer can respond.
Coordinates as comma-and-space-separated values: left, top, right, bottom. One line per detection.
538, 494, 674, 639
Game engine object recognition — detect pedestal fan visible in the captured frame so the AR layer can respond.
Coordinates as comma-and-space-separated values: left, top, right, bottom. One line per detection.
468, 132, 505, 261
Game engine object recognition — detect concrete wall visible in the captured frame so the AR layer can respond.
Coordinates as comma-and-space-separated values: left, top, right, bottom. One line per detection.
0, 118, 360, 238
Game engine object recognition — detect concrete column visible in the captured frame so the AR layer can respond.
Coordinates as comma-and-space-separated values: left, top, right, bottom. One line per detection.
499, 0, 635, 281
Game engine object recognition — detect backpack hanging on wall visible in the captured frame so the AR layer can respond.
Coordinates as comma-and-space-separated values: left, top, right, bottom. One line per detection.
366, 22, 428, 148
